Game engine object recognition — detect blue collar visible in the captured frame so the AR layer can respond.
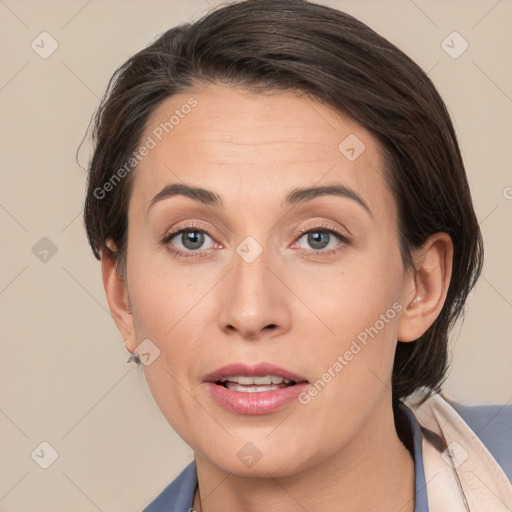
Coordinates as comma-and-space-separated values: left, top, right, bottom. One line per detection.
399, 402, 429, 512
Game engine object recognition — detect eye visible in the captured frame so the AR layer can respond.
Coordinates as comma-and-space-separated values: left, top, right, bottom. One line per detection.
295, 223, 350, 255
162, 224, 218, 258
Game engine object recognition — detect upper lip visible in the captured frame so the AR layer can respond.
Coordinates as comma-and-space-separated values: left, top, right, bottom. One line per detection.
203, 362, 308, 383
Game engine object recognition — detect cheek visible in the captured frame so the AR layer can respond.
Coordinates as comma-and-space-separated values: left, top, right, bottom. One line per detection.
126, 242, 208, 340
291, 279, 403, 455
127, 270, 207, 443
125, 250, 219, 411
296, 242, 405, 394
292, 238, 404, 338
128, 276, 205, 376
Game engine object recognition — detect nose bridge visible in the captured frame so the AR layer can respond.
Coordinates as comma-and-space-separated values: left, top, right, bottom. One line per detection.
218, 236, 290, 337
235, 238, 271, 298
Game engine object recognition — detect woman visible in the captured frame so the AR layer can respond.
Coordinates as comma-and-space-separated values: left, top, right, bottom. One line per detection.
83, 0, 511, 510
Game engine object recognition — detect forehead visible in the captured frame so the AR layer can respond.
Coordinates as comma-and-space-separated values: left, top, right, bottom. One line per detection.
145, 85, 367, 157
131, 84, 394, 220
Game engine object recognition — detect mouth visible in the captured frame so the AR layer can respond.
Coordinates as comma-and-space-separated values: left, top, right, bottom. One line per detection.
202, 362, 309, 415
203, 362, 308, 389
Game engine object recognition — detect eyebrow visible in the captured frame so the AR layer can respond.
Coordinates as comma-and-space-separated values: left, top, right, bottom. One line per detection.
148, 183, 372, 216
149, 183, 222, 210
285, 184, 372, 216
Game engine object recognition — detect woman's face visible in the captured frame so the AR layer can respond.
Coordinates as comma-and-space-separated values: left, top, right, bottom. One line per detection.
118, 85, 417, 476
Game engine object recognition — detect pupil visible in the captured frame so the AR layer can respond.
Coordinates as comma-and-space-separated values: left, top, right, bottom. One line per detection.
183, 231, 204, 250
309, 231, 329, 249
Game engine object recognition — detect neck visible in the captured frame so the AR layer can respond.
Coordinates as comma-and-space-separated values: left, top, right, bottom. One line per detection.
193, 399, 415, 512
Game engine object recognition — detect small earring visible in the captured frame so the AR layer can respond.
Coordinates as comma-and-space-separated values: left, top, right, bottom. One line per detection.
127, 352, 141, 364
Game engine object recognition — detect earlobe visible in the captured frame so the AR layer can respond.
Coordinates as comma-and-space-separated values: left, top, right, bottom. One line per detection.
397, 233, 453, 342
100, 243, 137, 354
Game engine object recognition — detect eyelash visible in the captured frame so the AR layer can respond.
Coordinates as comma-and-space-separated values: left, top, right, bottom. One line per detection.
161, 222, 350, 260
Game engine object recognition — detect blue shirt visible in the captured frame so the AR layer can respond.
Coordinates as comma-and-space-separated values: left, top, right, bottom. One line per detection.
142, 401, 512, 512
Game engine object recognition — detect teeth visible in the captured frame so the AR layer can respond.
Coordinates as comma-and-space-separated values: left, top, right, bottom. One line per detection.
225, 383, 285, 392
220, 375, 291, 385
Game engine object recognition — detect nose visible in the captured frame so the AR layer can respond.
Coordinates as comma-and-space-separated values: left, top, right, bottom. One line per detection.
217, 241, 292, 340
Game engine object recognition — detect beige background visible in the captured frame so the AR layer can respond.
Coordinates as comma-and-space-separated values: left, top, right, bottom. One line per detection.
1, 0, 511, 510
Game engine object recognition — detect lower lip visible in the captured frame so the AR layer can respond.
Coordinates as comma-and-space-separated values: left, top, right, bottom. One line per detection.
204, 382, 309, 415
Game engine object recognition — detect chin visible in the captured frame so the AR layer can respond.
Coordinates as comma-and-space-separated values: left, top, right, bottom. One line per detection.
196, 436, 319, 479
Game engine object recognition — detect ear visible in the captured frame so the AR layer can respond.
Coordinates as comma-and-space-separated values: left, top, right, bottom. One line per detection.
100, 242, 137, 354
397, 233, 453, 342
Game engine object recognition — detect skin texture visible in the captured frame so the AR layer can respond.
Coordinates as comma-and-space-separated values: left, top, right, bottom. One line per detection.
102, 85, 453, 512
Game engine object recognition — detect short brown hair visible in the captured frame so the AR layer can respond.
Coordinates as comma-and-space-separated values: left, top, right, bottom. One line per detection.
83, 0, 483, 401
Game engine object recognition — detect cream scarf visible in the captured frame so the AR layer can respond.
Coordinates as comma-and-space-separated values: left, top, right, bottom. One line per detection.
406, 394, 512, 511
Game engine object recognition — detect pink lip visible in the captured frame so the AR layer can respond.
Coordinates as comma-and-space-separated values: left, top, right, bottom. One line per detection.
202, 362, 309, 416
